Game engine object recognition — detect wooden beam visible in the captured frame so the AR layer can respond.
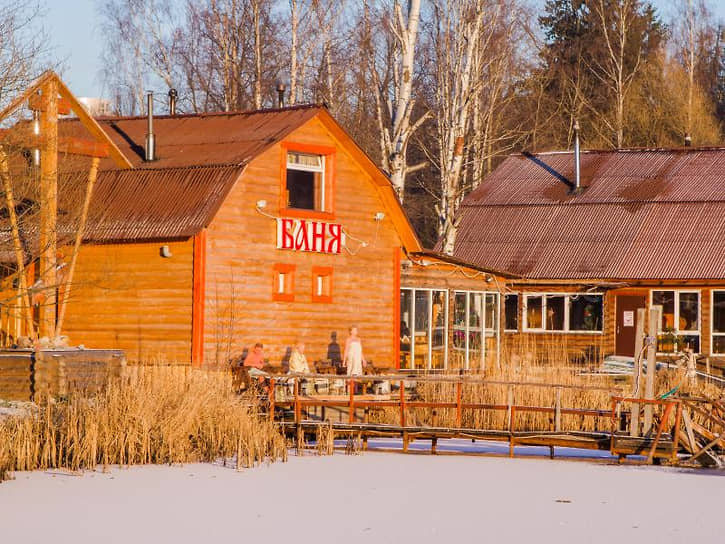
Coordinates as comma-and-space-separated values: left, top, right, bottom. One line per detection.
58, 137, 109, 158
55, 157, 100, 338
0, 147, 35, 338
0, 71, 54, 123
27, 94, 71, 115
52, 75, 133, 170
643, 306, 661, 433
38, 79, 59, 339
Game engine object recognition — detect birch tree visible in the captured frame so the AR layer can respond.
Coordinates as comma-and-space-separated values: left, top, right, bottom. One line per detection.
367, 0, 429, 201
589, 0, 647, 148
430, 0, 496, 255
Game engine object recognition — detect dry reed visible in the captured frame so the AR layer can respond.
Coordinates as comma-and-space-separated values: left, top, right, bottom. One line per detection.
0, 365, 286, 482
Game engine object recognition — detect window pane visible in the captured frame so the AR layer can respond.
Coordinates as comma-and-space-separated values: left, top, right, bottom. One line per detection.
652, 291, 675, 332
713, 335, 725, 354
504, 294, 518, 330
287, 151, 322, 169
469, 293, 483, 329
453, 293, 466, 351
399, 290, 412, 369
546, 295, 565, 330
485, 293, 498, 332
569, 295, 603, 331
286, 169, 317, 210
678, 335, 700, 353
526, 296, 543, 329
678, 293, 698, 331
414, 290, 430, 369
714, 292, 725, 334
431, 291, 446, 369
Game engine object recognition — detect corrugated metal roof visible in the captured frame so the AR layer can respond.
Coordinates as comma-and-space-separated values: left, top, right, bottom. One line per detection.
452, 149, 725, 280
61, 105, 322, 170
81, 165, 244, 241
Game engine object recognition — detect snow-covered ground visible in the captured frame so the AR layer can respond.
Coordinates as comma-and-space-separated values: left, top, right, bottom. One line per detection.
1, 445, 723, 544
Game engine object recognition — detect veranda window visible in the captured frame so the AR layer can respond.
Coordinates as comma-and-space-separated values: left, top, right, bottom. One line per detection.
651, 290, 700, 353
524, 293, 603, 333
713, 291, 725, 355
452, 291, 500, 371
504, 294, 519, 331
399, 288, 448, 370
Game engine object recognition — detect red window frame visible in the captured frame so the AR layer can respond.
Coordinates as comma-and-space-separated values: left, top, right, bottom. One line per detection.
311, 266, 333, 303
280, 142, 336, 220
272, 263, 296, 302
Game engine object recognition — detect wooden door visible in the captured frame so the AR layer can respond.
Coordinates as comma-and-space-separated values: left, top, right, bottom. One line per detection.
615, 295, 646, 357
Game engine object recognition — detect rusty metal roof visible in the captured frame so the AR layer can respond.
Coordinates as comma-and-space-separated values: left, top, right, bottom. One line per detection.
50, 105, 322, 242
61, 104, 322, 170
80, 165, 244, 241
451, 149, 725, 280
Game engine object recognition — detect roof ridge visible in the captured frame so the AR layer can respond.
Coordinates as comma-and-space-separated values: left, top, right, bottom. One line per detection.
99, 162, 245, 174
463, 199, 725, 208
513, 146, 725, 156
69, 103, 323, 123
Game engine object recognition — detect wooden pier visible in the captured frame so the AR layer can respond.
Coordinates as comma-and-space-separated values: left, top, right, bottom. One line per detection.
266, 374, 685, 464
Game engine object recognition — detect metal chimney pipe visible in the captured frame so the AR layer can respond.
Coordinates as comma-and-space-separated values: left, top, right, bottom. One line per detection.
573, 119, 581, 191
168, 88, 178, 115
276, 83, 286, 108
145, 91, 155, 161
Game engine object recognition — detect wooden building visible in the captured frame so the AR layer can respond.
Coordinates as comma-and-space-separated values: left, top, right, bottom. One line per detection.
447, 148, 725, 364
0, 74, 508, 372
52, 104, 430, 367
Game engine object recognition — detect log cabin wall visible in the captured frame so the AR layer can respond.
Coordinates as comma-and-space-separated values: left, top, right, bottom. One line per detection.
62, 239, 194, 363
202, 117, 403, 367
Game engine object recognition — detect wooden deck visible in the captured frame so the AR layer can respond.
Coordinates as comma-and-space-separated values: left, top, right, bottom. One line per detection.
267, 374, 681, 463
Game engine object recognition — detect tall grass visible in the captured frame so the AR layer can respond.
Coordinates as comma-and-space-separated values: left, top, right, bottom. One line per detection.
0, 366, 286, 483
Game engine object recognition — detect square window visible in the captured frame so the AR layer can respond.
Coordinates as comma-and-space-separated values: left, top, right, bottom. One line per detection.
312, 266, 333, 303
283, 146, 334, 215
651, 290, 700, 353
272, 264, 295, 302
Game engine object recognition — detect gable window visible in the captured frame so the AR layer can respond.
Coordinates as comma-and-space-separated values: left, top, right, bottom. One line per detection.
651, 290, 700, 353
312, 266, 333, 303
713, 291, 725, 355
523, 293, 603, 333
504, 294, 519, 331
282, 144, 334, 216
272, 264, 295, 302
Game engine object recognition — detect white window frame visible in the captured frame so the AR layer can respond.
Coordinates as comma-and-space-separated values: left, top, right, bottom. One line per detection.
712, 290, 725, 356
650, 289, 701, 355
504, 293, 519, 333
400, 287, 449, 370
523, 292, 604, 334
286, 152, 326, 212
452, 290, 501, 370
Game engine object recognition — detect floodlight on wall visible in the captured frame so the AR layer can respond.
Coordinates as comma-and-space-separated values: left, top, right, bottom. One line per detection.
160, 245, 172, 258
374, 212, 385, 221
256, 199, 267, 209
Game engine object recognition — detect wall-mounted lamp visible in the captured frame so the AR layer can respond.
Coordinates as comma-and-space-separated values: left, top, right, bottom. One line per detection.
485, 274, 493, 283
374, 212, 385, 221
160, 245, 173, 258
256, 199, 267, 209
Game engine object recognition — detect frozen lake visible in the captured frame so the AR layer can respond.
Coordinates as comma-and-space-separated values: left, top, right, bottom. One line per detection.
1, 448, 723, 543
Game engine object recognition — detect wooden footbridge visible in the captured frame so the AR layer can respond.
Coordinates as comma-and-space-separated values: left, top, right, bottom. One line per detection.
262, 373, 722, 465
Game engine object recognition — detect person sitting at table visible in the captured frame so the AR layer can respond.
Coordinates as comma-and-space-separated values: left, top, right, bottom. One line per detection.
243, 343, 267, 380
288, 342, 311, 374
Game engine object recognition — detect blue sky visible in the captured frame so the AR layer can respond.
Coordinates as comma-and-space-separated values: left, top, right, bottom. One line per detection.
41, 0, 725, 99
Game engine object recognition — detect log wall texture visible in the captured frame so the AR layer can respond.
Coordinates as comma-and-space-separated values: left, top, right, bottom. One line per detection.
203, 118, 402, 367
62, 240, 194, 363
